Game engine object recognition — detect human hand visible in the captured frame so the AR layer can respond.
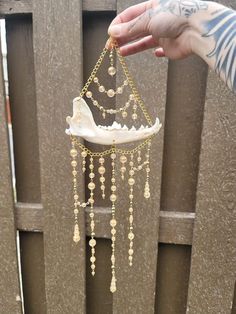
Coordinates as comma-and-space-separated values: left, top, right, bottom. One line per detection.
107, 0, 209, 59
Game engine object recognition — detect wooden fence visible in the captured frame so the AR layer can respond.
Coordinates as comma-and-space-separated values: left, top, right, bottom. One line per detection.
0, 0, 235, 313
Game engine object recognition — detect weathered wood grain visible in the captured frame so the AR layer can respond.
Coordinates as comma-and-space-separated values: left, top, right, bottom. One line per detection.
0, 34, 22, 313
32, 1, 86, 313
0, 0, 116, 16
0, 0, 31, 16
187, 0, 236, 307
5, 16, 46, 313
187, 74, 236, 314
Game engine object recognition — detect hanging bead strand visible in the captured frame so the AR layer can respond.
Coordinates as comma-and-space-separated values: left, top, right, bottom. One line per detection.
110, 152, 117, 293
70, 141, 80, 243
144, 141, 151, 199
88, 157, 96, 275
128, 153, 135, 266
98, 156, 106, 199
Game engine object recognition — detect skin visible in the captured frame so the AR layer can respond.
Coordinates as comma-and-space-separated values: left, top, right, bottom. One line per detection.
107, 0, 236, 93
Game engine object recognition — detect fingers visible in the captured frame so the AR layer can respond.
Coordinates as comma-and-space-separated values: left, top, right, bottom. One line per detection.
109, 1, 151, 27
119, 35, 159, 56
154, 47, 165, 57
108, 10, 153, 47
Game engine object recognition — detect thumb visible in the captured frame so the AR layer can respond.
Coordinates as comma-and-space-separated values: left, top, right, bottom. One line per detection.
108, 11, 151, 46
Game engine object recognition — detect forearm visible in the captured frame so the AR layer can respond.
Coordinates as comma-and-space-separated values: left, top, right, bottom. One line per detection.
189, 1, 236, 92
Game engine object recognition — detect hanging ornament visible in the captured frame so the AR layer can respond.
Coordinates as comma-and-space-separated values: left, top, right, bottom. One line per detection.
66, 38, 162, 293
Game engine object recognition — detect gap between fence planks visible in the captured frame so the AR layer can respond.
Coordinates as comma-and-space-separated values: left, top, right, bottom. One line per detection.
32, 1, 86, 313
0, 34, 22, 313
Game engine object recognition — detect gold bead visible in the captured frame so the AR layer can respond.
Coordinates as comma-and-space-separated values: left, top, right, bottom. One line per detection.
128, 178, 135, 186
144, 191, 150, 199
89, 239, 96, 247
88, 182, 95, 190
122, 111, 127, 118
108, 66, 116, 76
129, 207, 133, 213
89, 212, 94, 218
98, 166, 105, 174
110, 194, 117, 202
110, 219, 117, 227
111, 229, 116, 235
81, 151, 87, 158
129, 169, 134, 176
100, 177, 105, 183
99, 85, 105, 93
89, 164, 94, 170
129, 249, 134, 255
89, 198, 94, 204
111, 153, 116, 159
74, 209, 79, 214
71, 160, 77, 167
129, 194, 134, 200
93, 77, 98, 83
72, 170, 77, 176
117, 87, 123, 94
124, 80, 128, 86
111, 185, 116, 192
86, 91, 92, 98
99, 157, 105, 163
111, 236, 116, 242
74, 194, 79, 200
129, 215, 133, 223
120, 155, 127, 163
90, 256, 96, 263
128, 232, 134, 240
129, 94, 135, 100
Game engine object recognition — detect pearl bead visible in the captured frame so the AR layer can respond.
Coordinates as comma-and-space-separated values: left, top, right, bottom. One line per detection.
89, 239, 96, 247
99, 85, 105, 92
107, 89, 115, 97
93, 77, 98, 83
70, 148, 77, 158
129, 249, 134, 255
124, 80, 128, 85
111, 153, 116, 159
129, 94, 135, 100
86, 91, 92, 98
71, 160, 77, 167
128, 232, 134, 240
132, 113, 138, 120
128, 178, 135, 186
110, 194, 117, 202
99, 157, 105, 163
88, 182, 95, 190
108, 66, 116, 76
111, 185, 116, 192
110, 219, 117, 227
100, 177, 105, 183
89, 173, 95, 179
98, 166, 105, 174
90, 256, 96, 263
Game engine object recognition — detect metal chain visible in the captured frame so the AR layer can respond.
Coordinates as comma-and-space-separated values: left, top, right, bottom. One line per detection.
72, 136, 153, 157
79, 47, 108, 98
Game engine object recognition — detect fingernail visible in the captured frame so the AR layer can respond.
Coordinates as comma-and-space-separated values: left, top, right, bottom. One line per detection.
108, 24, 121, 37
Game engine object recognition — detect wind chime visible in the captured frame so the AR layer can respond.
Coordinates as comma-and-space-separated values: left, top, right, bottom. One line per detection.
66, 39, 161, 293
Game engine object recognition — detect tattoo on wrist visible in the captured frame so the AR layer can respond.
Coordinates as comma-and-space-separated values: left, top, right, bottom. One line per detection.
159, 0, 208, 18
203, 9, 236, 92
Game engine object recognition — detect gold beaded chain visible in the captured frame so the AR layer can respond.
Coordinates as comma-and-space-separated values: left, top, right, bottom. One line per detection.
68, 38, 158, 294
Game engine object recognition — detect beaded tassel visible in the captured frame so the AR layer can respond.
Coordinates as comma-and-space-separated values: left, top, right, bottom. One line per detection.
88, 157, 96, 274
144, 141, 151, 199
128, 154, 135, 266
110, 152, 117, 293
98, 156, 106, 199
70, 142, 80, 243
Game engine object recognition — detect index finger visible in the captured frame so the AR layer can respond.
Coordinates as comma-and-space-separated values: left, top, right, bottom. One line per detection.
109, 1, 151, 27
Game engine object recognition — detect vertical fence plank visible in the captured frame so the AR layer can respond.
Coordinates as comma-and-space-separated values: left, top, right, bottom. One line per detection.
156, 56, 207, 314
113, 1, 167, 313
5, 16, 46, 313
187, 22, 236, 314
0, 36, 22, 313
32, 1, 86, 313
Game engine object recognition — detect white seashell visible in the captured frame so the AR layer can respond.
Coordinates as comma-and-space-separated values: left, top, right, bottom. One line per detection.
65, 97, 162, 145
